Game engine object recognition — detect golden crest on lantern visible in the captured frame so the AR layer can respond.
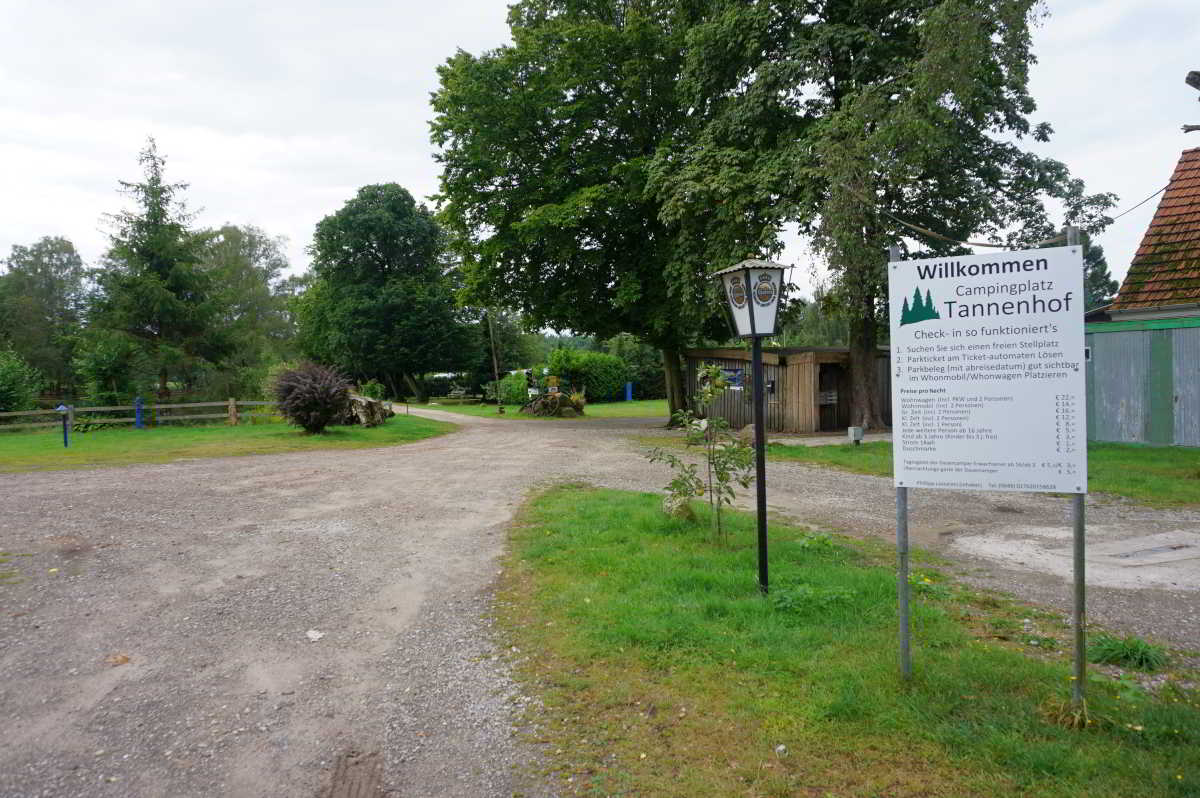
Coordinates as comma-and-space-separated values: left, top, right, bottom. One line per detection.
727, 275, 747, 308
753, 272, 777, 306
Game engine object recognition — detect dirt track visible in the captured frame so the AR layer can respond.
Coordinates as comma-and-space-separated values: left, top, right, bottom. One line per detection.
1, 409, 1197, 797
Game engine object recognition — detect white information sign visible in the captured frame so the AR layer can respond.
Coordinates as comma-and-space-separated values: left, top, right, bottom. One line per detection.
888, 246, 1087, 493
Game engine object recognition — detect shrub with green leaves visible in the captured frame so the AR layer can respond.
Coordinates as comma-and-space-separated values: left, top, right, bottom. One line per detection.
274, 362, 350, 433
547, 348, 628, 402
0, 350, 42, 412
1087, 633, 1168, 671
498, 371, 529, 405
358, 378, 386, 400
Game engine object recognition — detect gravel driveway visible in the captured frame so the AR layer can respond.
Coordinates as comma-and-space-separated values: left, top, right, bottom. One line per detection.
2, 409, 1197, 797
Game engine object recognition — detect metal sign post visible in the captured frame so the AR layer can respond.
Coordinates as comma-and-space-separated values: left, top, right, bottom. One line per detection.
889, 245, 913, 679
751, 335, 769, 594
1066, 225, 1087, 707
887, 234, 1088, 697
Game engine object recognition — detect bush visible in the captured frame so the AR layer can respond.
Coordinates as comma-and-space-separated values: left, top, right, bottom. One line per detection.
73, 331, 148, 407
358, 378, 386, 400
274, 362, 350, 433
498, 371, 529, 405
0, 350, 42, 412
547, 349, 628, 402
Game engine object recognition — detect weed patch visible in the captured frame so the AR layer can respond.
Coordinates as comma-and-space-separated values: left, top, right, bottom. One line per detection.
1089, 634, 1170, 672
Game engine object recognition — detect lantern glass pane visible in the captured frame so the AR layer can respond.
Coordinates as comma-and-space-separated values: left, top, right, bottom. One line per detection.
749, 268, 782, 335
722, 270, 753, 336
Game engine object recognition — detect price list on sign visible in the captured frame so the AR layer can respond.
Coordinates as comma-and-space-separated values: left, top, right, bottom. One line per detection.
888, 246, 1087, 494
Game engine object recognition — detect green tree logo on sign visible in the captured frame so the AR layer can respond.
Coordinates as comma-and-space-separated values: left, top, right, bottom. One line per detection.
899, 287, 940, 326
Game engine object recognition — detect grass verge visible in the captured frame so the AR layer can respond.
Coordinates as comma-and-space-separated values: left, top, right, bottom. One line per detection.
632, 438, 1199, 507
424, 398, 669, 420
0, 416, 455, 473
498, 485, 1200, 797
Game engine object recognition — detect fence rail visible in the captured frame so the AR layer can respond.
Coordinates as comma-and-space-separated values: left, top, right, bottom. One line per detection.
0, 399, 281, 431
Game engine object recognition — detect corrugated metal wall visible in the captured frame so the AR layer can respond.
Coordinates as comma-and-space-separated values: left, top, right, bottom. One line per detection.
685, 356, 786, 432
1085, 324, 1200, 446
1174, 327, 1200, 446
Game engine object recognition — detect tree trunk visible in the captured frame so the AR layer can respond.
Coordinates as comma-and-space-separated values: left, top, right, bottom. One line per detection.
402, 372, 427, 403
661, 346, 686, 423
384, 373, 401, 401
847, 299, 884, 430
158, 368, 170, 401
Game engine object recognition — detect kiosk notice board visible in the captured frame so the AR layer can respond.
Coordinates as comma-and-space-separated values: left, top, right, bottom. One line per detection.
888, 246, 1087, 494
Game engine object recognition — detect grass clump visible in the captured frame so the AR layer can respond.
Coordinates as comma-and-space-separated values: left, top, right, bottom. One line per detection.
1088, 634, 1170, 672
499, 486, 1200, 797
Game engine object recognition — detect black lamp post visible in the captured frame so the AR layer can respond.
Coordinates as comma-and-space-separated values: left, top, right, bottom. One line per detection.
713, 259, 786, 594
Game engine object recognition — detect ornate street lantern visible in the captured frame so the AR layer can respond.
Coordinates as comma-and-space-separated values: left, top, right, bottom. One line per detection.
712, 259, 786, 594
714, 260, 785, 338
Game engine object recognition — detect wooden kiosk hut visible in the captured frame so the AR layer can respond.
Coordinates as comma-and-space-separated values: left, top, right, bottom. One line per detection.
683, 347, 892, 434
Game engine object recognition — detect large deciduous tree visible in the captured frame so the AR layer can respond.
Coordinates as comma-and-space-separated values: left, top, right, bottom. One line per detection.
652, 0, 1115, 427
195, 224, 297, 394
0, 236, 88, 394
295, 183, 472, 400
431, 1, 766, 416
91, 138, 232, 398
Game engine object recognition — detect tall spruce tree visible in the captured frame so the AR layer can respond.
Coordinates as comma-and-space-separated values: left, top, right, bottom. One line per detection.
91, 139, 231, 397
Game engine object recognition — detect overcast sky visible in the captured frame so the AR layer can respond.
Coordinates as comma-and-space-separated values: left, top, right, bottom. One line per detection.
2, 0, 1198, 298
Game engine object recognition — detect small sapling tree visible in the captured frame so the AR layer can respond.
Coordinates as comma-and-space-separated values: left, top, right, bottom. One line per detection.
274, 362, 350, 434
648, 363, 753, 543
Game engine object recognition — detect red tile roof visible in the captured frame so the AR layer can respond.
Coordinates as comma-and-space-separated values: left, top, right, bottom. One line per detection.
1111, 147, 1200, 310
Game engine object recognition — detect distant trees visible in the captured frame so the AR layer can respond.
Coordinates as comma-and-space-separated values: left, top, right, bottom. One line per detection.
1082, 234, 1119, 310
777, 287, 848, 349
0, 350, 42, 412
0, 236, 87, 394
196, 224, 297, 396
295, 183, 474, 401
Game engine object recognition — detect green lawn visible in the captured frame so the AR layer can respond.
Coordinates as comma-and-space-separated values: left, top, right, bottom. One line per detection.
0, 416, 455, 473
423, 398, 669, 420
499, 486, 1200, 797
762, 440, 1200, 507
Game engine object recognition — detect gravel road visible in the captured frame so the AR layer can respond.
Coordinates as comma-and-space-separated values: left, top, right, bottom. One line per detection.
1, 409, 1197, 797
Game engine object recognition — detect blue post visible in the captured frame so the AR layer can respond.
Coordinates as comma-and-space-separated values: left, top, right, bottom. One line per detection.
56, 404, 69, 448
134, 396, 144, 429
625, 381, 633, 402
